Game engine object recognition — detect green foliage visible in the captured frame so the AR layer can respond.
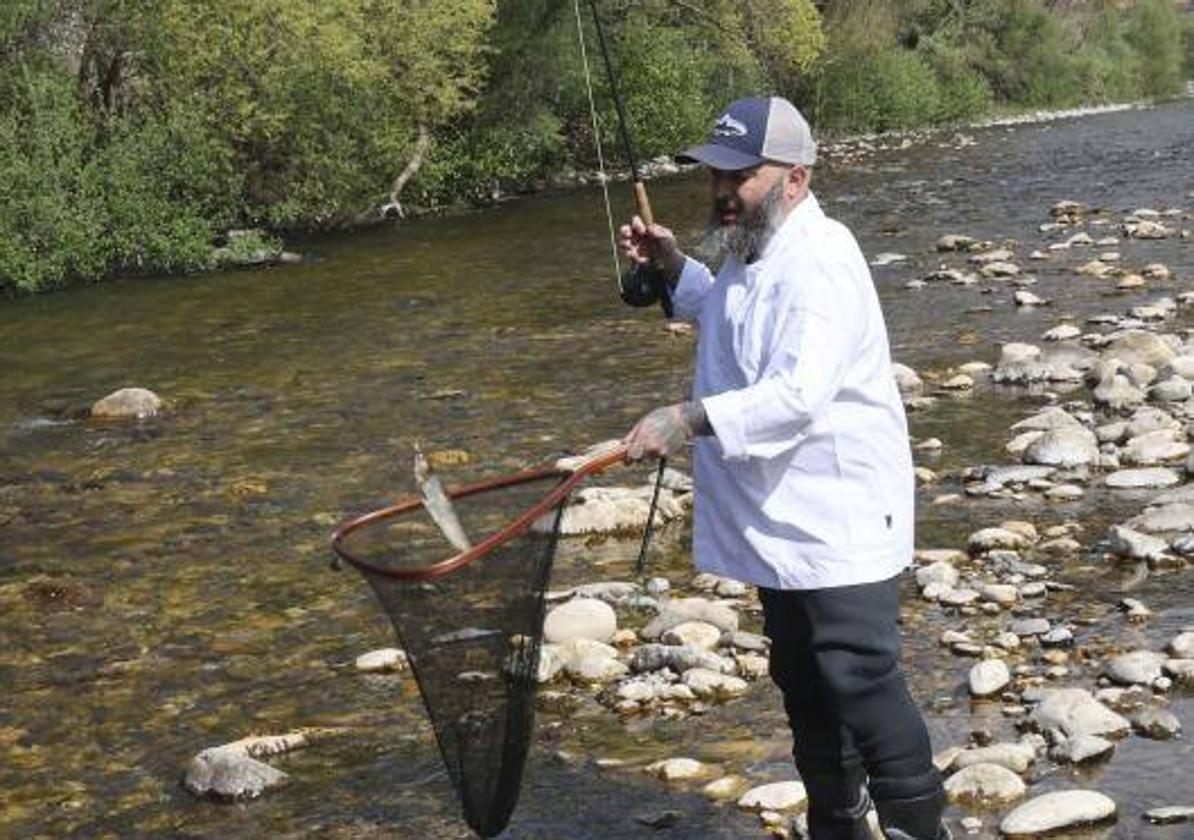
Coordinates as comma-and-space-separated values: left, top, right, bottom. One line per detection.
1124, 0, 1187, 99
1, 0, 1190, 293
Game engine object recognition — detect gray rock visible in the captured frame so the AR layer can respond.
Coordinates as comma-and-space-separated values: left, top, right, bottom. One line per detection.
662, 621, 721, 652
1011, 618, 1051, 637
682, 668, 749, 700
641, 598, 739, 639
893, 363, 924, 396
354, 648, 409, 673
91, 387, 163, 419
1131, 707, 1182, 739
726, 631, 769, 652
1093, 374, 1147, 411
1127, 502, 1194, 534
944, 763, 1026, 805
544, 598, 618, 644
1150, 376, 1193, 402
1010, 407, 1085, 433
632, 643, 734, 675
1144, 806, 1194, 825
1169, 632, 1194, 658
1105, 650, 1168, 685
1107, 525, 1171, 563
184, 746, 288, 801
970, 660, 1012, 696
1041, 627, 1074, 647
738, 781, 808, 812
952, 742, 1036, 774
1029, 688, 1130, 740
999, 790, 1117, 836
1122, 430, 1190, 466
969, 528, 1032, 554
1105, 468, 1180, 489
1023, 429, 1099, 467
1164, 659, 1194, 682
1050, 734, 1114, 764
916, 561, 961, 590
1102, 330, 1177, 368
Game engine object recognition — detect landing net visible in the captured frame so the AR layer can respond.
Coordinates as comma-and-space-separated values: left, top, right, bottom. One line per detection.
331, 444, 628, 837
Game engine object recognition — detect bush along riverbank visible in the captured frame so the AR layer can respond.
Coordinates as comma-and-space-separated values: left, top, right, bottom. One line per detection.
2, 0, 1191, 295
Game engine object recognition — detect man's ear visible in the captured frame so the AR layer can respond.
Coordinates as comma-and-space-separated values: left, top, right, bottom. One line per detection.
786, 165, 810, 198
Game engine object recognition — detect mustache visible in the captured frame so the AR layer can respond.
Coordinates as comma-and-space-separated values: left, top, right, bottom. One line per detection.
713, 196, 741, 217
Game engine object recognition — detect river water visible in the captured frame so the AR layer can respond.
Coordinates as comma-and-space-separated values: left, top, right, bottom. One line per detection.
1, 97, 1193, 839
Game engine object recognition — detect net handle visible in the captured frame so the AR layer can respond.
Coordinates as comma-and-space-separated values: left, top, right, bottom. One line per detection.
331, 443, 631, 582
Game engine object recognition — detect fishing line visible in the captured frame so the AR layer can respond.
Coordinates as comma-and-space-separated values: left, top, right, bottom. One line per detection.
572, 0, 621, 290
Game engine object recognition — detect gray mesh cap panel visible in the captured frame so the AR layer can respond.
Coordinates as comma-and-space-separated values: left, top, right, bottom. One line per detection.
761, 97, 817, 166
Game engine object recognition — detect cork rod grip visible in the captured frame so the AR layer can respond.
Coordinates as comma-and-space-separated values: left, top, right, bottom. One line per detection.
633, 181, 654, 227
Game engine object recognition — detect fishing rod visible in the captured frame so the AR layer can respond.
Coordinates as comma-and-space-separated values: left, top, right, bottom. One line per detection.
578, 0, 674, 318
575, 0, 671, 576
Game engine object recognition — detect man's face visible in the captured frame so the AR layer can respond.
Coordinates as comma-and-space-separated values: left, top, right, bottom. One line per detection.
709, 163, 790, 228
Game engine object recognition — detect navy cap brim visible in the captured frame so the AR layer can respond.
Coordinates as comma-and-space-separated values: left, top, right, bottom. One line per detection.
674, 143, 765, 171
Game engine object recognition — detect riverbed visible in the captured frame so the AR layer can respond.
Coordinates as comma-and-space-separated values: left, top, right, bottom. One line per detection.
1, 96, 1192, 838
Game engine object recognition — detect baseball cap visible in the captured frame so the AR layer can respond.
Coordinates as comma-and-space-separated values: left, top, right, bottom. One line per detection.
676, 96, 817, 171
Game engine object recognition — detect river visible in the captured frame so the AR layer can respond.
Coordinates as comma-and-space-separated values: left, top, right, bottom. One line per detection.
1, 96, 1192, 838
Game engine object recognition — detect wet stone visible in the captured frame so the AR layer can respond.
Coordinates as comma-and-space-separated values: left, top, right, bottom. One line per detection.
1051, 734, 1114, 764
944, 763, 1026, 805
1011, 618, 1050, 637
183, 746, 287, 801
1169, 631, 1194, 658
1106, 650, 1167, 685
737, 781, 808, 812
1144, 806, 1194, 825
1000, 790, 1117, 836
1131, 708, 1182, 740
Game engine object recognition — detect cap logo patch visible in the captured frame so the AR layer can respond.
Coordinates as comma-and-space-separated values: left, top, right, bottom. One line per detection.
712, 114, 747, 138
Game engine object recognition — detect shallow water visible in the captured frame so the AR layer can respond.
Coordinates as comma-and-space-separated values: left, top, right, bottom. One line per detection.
1, 98, 1193, 838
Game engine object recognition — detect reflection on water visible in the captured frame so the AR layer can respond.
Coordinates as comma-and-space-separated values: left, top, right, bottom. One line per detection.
1, 98, 1193, 837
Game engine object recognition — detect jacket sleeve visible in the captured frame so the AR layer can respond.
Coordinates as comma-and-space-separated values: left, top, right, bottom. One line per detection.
700, 260, 863, 461
670, 257, 714, 322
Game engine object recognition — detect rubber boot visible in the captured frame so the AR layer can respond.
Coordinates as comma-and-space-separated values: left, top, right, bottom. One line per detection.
874, 789, 952, 840
803, 770, 873, 840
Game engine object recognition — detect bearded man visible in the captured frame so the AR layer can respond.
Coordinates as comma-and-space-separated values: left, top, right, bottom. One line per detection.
619, 96, 950, 840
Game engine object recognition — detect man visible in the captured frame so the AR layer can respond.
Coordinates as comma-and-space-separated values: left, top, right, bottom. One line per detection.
619, 96, 949, 840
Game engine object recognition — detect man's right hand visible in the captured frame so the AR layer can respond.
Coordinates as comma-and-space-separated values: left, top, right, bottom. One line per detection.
618, 215, 685, 282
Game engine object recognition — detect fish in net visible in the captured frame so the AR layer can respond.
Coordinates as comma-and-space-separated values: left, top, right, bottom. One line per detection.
332, 442, 635, 837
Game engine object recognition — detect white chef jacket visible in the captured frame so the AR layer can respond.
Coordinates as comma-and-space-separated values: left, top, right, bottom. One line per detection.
672, 192, 914, 590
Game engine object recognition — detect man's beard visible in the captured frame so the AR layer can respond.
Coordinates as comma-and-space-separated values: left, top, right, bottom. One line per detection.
693, 178, 787, 266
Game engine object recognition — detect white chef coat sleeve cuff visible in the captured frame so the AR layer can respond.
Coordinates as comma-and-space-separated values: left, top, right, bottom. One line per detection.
700, 392, 749, 461
671, 257, 713, 320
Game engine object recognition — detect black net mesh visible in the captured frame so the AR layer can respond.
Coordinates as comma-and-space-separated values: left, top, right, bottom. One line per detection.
338, 472, 568, 837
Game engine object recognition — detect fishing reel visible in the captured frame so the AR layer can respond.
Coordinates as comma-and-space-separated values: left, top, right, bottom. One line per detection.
619, 264, 674, 318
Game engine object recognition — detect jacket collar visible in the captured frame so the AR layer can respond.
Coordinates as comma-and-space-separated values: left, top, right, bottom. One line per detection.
757, 190, 823, 263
